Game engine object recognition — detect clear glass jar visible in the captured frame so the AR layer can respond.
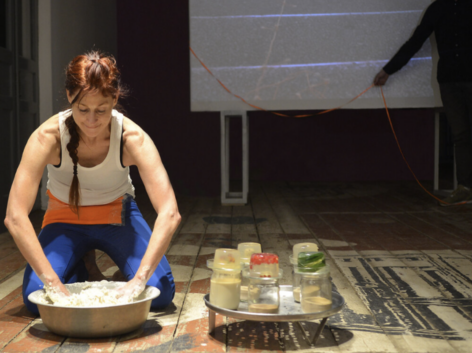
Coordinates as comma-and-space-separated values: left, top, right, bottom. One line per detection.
244, 252, 281, 313
289, 254, 302, 302
209, 268, 241, 310
299, 265, 332, 313
292, 265, 302, 302
247, 276, 279, 313
238, 243, 262, 302
239, 262, 250, 302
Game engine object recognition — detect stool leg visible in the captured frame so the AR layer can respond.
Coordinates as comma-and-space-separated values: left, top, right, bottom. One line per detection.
312, 317, 328, 346
208, 310, 216, 333
296, 321, 310, 344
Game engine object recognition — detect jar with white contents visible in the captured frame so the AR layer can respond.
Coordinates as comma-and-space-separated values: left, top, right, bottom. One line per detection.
208, 249, 241, 310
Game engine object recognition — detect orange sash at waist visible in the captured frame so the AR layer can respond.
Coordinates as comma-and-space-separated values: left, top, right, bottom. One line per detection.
42, 190, 125, 228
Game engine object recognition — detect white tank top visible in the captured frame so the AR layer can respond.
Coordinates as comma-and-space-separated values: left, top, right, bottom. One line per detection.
47, 109, 135, 206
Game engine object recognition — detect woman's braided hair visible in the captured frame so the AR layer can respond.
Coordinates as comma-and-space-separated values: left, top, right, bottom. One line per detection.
64, 51, 127, 214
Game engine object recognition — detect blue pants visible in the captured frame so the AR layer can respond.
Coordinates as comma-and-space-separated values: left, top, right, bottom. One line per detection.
23, 198, 175, 315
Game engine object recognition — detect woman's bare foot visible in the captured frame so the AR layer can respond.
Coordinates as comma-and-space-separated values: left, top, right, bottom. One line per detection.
83, 250, 107, 281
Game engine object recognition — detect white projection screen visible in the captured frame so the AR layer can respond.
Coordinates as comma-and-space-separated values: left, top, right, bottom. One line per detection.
189, 0, 442, 112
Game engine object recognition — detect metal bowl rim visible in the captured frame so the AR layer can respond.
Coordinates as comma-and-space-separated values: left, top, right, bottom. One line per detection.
28, 283, 160, 309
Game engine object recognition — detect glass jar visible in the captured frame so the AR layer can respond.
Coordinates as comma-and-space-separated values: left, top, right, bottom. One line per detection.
244, 253, 282, 313
210, 268, 241, 310
247, 276, 279, 313
289, 254, 302, 302
292, 266, 302, 302
209, 248, 241, 310
290, 243, 319, 302
298, 265, 332, 313
239, 262, 250, 302
237, 243, 261, 302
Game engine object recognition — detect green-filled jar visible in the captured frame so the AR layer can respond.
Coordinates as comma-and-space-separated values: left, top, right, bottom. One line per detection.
297, 265, 332, 313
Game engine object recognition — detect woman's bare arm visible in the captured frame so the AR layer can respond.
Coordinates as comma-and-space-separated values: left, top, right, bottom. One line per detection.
4, 115, 68, 293
120, 117, 181, 295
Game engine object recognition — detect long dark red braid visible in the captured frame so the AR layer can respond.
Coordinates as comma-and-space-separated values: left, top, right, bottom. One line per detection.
64, 116, 81, 215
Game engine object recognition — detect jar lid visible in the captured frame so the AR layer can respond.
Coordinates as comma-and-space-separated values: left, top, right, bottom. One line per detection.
207, 260, 243, 274
237, 242, 262, 262
292, 242, 319, 259
249, 253, 280, 278
296, 251, 326, 272
210, 248, 241, 271
294, 264, 331, 276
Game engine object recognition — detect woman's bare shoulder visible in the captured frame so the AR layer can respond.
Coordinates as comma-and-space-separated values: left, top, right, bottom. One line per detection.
20, 114, 61, 166
33, 114, 61, 147
122, 116, 147, 146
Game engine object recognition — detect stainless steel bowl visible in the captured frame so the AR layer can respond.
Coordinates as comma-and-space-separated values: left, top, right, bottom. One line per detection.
28, 281, 160, 338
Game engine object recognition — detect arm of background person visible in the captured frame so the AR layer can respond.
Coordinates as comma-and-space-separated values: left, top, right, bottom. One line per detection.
4, 115, 69, 295
374, 2, 441, 86
120, 117, 181, 296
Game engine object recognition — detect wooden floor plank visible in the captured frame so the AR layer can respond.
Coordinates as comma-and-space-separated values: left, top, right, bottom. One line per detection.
0, 270, 24, 302
226, 319, 284, 352
250, 183, 284, 234
1, 318, 64, 353
0, 252, 27, 283
178, 198, 214, 234
0, 295, 37, 350
231, 203, 258, 236
263, 183, 311, 235
279, 320, 340, 352
205, 199, 232, 235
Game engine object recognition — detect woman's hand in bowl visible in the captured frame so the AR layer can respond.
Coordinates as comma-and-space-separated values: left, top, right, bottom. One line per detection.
116, 276, 146, 300
42, 276, 70, 303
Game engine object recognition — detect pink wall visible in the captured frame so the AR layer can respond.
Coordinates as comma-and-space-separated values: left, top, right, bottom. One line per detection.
116, 2, 434, 196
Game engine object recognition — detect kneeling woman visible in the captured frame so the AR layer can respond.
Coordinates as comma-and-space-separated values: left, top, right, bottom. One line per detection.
4, 51, 180, 314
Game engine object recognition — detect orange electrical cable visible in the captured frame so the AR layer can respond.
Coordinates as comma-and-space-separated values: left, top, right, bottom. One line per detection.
379, 87, 460, 206
189, 46, 373, 117
190, 45, 462, 206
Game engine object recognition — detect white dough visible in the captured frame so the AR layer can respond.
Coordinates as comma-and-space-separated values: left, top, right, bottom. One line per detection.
37, 281, 135, 307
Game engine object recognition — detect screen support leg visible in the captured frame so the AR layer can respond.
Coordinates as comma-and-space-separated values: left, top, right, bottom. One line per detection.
220, 111, 248, 205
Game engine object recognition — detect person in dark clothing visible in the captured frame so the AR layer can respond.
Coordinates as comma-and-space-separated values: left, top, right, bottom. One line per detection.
373, 0, 472, 205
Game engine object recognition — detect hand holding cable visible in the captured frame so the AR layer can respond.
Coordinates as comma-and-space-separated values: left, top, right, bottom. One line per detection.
373, 69, 390, 86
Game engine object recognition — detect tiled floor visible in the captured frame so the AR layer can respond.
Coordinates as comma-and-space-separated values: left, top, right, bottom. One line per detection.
1, 181, 472, 352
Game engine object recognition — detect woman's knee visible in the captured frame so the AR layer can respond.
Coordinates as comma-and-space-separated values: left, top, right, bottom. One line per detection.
149, 269, 175, 309
22, 284, 40, 315
150, 284, 175, 309
23, 295, 40, 316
